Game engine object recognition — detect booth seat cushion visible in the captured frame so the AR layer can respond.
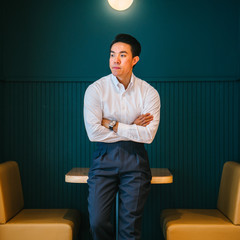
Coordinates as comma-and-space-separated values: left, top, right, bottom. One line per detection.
161, 209, 240, 240
217, 161, 240, 224
0, 209, 81, 240
0, 161, 24, 223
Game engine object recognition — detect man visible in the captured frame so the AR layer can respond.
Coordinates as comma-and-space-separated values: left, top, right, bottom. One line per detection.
84, 33, 160, 240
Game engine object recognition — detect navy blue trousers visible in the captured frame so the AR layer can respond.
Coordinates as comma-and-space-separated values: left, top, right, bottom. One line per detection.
88, 141, 152, 240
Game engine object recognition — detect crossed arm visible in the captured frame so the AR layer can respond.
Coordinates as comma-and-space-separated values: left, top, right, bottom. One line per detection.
101, 113, 154, 132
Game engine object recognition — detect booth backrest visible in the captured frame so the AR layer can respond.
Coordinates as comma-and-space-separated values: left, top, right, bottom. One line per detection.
0, 161, 24, 224
217, 161, 240, 225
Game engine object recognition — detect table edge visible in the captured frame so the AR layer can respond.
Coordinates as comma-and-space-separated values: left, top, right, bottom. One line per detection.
65, 168, 173, 184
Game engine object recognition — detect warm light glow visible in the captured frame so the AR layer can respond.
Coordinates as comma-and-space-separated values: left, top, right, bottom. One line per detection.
108, 0, 134, 11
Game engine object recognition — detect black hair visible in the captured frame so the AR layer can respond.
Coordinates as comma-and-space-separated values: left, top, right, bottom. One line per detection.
110, 33, 141, 57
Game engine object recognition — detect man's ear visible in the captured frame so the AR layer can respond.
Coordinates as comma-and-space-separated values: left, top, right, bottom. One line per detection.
132, 56, 140, 67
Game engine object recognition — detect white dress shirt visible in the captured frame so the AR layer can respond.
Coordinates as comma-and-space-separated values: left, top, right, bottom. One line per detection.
84, 73, 160, 144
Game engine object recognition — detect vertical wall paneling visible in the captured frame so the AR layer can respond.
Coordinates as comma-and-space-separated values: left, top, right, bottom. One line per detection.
0, 0, 4, 162
2, 79, 239, 239
0, 82, 3, 162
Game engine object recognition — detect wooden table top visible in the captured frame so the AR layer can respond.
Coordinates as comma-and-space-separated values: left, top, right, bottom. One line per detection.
65, 168, 173, 184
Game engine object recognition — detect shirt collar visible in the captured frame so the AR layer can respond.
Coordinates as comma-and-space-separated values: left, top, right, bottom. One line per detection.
111, 73, 135, 91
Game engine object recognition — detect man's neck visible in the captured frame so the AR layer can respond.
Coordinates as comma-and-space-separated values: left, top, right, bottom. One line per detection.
116, 73, 132, 89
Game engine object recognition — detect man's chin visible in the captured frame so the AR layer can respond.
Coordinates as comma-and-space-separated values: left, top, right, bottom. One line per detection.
111, 71, 120, 78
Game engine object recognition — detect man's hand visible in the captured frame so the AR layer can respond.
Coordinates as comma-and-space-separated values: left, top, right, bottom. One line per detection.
133, 113, 153, 127
101, 118, 110, 129
102, 118, 118, 132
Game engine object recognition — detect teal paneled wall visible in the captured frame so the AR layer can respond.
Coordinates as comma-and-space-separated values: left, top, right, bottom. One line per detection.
2, 79, 240, 239
0, 0, 3, 161
1, 0, 240, 239
239, 3, 240, 78
0, 81, 3, 162
0, 0, 3, 79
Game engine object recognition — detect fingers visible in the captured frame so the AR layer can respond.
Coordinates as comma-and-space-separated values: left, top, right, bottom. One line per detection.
142, 115, 153, 126
134, 113, 153, 126
101, 118, 110, 128
137, 113, 151, 120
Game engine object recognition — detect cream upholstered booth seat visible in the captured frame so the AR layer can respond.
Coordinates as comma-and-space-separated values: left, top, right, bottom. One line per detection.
160, 161, 240, 240
0, 161, 81, 240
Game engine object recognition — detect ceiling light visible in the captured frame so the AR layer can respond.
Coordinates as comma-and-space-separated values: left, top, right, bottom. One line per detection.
108, 0, 134, 11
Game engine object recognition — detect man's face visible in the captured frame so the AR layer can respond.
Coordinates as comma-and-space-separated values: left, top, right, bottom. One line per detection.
109, 42, 139, 81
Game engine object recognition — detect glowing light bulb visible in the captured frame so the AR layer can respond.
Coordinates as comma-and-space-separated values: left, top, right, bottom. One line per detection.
108, 0, 134, 11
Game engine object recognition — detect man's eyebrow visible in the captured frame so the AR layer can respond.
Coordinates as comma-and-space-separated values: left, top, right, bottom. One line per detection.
110, 50, 128, 54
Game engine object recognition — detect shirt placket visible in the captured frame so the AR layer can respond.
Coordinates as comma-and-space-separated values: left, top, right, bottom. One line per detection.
121, 92, 128, 123
118, 84, 128, 124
